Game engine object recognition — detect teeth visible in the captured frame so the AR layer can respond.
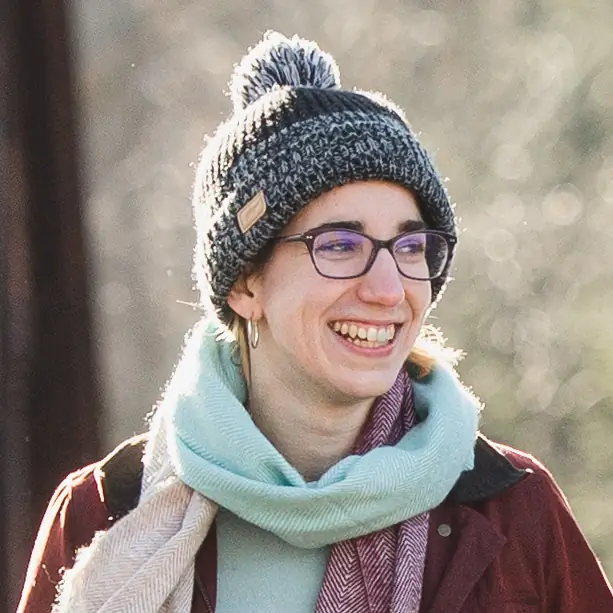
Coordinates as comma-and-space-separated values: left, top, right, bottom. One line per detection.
331, 321, 398, 346
353, 338, 383, 348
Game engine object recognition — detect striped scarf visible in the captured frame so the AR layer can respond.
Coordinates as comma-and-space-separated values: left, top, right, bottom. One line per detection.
316, 370, 428, 613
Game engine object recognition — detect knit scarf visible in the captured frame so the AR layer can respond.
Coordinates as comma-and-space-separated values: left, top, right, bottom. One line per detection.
53, 319, 480, 613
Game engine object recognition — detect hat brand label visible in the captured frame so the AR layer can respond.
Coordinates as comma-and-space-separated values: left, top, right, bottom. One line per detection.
237, 191, 267, 234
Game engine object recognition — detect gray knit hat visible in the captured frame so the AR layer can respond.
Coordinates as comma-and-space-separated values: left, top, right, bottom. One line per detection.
193, 31, 456, 320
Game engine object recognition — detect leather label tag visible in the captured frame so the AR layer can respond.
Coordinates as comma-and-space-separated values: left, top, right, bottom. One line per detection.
237, 191, 267, 234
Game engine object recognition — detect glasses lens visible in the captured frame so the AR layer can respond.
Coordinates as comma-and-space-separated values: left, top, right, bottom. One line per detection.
312, 230, 372, 278
394, 232, 448, 280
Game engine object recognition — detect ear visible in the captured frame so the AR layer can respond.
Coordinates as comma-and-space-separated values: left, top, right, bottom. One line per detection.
227, 275, 263, 320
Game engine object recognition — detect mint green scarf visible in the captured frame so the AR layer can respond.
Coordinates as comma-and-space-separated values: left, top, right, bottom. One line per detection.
156, 319, 479, 549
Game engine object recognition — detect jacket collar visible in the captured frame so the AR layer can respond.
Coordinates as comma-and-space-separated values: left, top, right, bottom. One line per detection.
447, 435, 528, 504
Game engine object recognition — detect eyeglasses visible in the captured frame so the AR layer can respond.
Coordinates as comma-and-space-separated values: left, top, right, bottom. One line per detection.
275, 227, 456, 281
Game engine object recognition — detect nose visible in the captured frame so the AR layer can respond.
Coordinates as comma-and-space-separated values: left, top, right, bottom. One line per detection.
356, 248, 406, 307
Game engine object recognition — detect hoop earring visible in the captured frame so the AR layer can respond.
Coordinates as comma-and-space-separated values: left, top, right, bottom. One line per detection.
247, 318, 259, 349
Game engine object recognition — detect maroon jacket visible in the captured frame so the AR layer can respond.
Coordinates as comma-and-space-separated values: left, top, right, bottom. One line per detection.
17, 435, 613, 613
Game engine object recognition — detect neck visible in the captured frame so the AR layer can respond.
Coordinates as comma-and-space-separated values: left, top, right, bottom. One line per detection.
247, 366, 374, 482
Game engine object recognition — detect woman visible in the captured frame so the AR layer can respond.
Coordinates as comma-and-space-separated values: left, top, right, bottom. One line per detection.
18, 31, 612, 613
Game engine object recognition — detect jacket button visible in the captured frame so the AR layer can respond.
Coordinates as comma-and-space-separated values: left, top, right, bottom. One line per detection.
437, 523, 452, 537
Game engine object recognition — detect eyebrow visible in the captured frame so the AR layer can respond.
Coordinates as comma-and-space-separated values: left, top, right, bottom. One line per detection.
309, 219, 427, 233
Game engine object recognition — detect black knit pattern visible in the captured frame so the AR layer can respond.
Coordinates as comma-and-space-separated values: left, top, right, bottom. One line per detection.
193, 86, 456, 318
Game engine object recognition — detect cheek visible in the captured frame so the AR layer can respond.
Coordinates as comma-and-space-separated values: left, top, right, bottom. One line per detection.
259, 260, 313, 326
260, 249, 327, 312
259, 262, 339, 350
405, 281, 431, 318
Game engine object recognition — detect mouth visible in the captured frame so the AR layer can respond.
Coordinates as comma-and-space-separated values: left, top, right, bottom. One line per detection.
328, 320, 400, 350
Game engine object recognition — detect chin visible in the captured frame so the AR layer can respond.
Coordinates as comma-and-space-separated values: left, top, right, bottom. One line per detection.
330, 369, 402, 402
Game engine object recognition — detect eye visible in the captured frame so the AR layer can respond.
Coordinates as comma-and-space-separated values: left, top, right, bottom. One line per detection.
395, 234, 427, 256
318, 240, 357, 253
313, 230, 365, 257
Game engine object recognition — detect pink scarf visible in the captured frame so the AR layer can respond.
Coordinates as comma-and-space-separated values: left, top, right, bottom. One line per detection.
315, 370, 429, 613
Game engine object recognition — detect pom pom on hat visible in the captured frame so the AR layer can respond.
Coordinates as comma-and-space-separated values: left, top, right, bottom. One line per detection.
229, 31, 342, 111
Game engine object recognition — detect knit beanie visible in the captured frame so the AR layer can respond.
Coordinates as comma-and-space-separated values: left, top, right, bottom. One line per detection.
192, 31, 456, 321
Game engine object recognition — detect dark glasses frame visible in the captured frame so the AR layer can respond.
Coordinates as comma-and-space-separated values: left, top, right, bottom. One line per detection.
274, 227, 457, 281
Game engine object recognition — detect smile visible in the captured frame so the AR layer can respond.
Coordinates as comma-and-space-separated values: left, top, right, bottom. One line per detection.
330, 321, 397, 348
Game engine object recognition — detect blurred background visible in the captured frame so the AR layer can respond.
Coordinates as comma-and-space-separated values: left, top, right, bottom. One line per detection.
2, 0, 613, 609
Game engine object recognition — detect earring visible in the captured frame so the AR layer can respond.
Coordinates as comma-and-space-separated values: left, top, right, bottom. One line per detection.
247, 318, 259, 349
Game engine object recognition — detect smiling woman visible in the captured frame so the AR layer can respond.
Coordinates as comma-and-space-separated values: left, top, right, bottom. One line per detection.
17, 31, 613, 613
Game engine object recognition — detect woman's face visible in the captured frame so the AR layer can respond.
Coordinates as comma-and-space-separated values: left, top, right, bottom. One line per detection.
235, 181, 432, 403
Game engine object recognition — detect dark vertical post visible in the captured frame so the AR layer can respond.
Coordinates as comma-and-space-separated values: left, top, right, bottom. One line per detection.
0, 1, 102, 611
